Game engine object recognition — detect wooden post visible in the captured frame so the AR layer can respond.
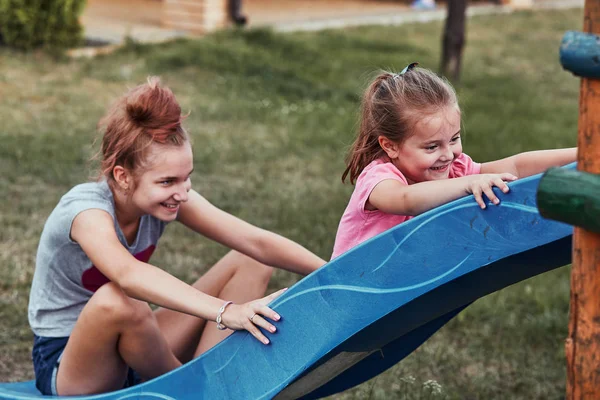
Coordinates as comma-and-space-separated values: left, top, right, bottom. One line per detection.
566, 1, 600, 398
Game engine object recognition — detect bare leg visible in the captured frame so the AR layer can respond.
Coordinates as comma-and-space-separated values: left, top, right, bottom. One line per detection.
56, 283, 181, 396
155, 250, 273, 362
195, 252, 273, 356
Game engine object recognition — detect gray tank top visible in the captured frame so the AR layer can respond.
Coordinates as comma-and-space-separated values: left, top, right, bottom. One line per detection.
28, 180, 167, 337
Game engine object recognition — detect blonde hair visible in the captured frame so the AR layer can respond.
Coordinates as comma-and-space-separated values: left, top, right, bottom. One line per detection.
342, 67, 458, 184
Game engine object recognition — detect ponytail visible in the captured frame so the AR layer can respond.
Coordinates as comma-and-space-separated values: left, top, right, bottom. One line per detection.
342, 74, 391, 184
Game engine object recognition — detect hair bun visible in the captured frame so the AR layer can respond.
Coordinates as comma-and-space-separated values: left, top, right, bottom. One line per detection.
127, 102, 154, 128
125, 77, 181, 131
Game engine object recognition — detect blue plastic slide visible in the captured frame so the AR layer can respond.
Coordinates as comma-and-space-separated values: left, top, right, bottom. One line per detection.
0, 164, 575, 400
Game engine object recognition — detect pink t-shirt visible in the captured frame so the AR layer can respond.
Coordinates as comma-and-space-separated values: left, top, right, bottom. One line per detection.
331, 153, 481, 259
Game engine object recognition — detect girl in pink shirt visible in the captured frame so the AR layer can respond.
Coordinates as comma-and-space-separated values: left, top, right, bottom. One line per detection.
332, 63, 576, 259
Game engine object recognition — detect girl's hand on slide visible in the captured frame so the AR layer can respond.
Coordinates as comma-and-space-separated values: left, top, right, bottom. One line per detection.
221, 288, 287, 345
466, 173, 517, 209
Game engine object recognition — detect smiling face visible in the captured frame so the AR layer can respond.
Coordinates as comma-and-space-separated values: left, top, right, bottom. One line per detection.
381, 104, 462, 184
129, 141, 194, 222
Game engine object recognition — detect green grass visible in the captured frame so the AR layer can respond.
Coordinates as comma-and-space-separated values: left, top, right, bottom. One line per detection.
0, 7, 582, 399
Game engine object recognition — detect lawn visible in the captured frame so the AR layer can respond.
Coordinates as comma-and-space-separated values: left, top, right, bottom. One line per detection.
0, 7, 582, 399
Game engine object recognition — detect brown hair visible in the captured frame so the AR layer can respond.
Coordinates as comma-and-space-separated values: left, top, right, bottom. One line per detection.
95, 77, 188, 187
342, 67, 458, 184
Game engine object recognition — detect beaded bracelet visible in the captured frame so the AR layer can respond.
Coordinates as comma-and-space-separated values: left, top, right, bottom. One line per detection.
216, 301, 233, 330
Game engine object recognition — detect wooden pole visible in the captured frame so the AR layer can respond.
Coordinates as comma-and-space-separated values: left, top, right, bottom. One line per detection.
566, 1, 600, 398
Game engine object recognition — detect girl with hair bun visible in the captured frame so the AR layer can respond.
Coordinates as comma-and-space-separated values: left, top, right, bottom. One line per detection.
28, 77, 326, 396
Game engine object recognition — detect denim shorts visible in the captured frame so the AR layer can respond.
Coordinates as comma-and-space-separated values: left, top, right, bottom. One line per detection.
32, 335, 141, 396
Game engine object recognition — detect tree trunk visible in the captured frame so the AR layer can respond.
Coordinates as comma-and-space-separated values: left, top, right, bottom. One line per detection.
440, 0, 467, 83
229, 0, 247, 26
566, 1, 600, 398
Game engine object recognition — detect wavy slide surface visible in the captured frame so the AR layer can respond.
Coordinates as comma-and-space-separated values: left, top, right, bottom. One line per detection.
0, 164, 575, 399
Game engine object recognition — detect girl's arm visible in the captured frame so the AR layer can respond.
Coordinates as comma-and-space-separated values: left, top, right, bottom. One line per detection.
71, 209, 282, 343
370, 148, 576, 217
177, 190, 327, 275
480, 148, 577, 177
369, 172, 517, 216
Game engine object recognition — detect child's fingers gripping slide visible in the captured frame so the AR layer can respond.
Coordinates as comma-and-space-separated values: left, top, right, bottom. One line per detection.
467, 173, 518, 209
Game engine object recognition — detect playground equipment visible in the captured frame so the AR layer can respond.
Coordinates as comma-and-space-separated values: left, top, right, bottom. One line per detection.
540, 2, 600, 396
5, 5, 600, 397
0, 164, 575, 400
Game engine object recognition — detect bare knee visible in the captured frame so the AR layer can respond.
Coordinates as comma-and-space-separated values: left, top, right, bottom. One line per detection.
254, 260, 273, 285
231, 251, 273, 285
89, 283, 153, 327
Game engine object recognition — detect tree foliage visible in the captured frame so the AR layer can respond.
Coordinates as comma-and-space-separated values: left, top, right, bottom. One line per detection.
0, 0, 87, 50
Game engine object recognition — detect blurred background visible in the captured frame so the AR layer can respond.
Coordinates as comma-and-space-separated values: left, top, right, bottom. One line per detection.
0, 0, 583, 398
